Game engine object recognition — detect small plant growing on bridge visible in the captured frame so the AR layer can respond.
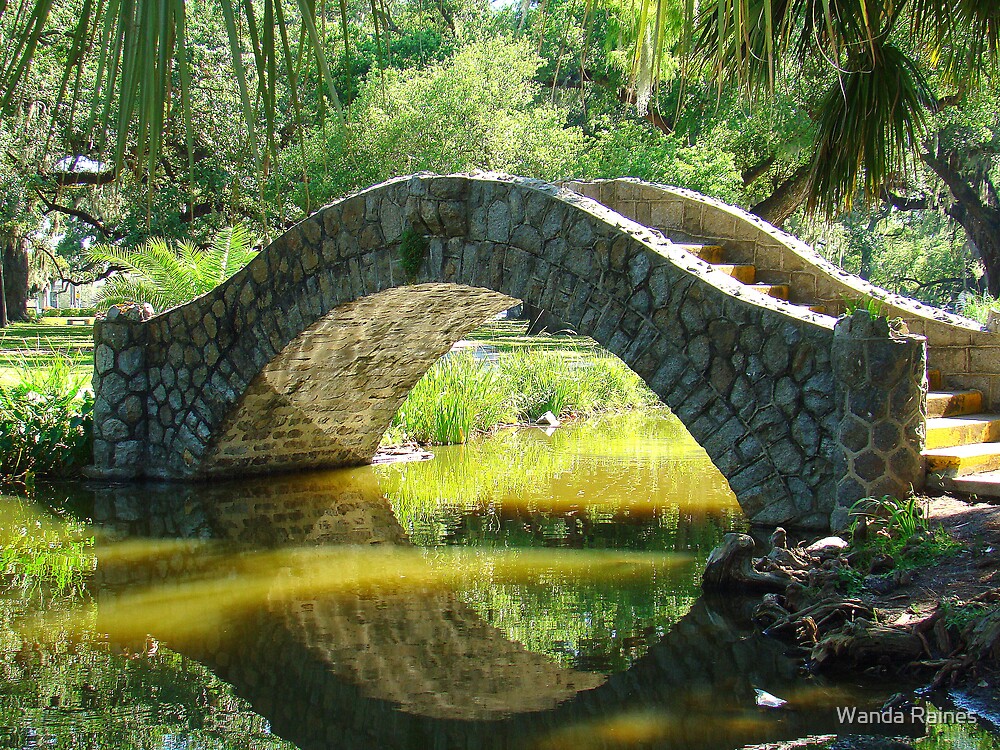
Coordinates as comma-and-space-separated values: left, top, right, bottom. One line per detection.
399, 226, 429, 281
843, 295, 890, 320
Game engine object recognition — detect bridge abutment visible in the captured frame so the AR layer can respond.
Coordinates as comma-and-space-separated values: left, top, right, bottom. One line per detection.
831, 311, 927, 528
90, 303, 154, 478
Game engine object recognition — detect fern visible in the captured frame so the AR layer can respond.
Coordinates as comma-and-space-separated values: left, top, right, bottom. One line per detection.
88, 226, 258, 313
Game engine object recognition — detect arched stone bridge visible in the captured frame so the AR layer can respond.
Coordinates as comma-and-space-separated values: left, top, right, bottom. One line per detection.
90, 173, 928, 529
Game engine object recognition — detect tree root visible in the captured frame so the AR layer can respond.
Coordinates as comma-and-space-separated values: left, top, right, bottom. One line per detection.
702, 530, 1000, 681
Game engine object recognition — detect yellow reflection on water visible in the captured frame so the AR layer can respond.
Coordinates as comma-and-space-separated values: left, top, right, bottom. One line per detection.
24, 543, 692, 645
378, 410, 741, 534
536, 708, 778, 749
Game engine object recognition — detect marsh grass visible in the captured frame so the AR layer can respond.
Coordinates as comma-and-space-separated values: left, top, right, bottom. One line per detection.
385, 346, 657, 446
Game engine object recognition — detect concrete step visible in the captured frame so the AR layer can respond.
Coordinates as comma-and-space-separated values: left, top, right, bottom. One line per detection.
750, 284, 790, 301
927, 390, 984, 419
935, 469, 1000, 499
712, 264, 756, 284
925, 414, 1000, 450
927, 369, 943, 390
676, 243, 724, 263
923, 442, 1000, 476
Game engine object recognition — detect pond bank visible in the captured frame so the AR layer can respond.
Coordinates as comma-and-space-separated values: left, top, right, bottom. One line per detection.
705, 493, 1000, 739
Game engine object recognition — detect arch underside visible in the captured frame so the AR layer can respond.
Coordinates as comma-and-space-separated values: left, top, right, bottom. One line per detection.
105, 174, 841, 528
201, 284, 515, 475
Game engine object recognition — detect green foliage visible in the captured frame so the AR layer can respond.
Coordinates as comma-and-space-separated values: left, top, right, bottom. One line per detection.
389, 351, 514, 445
0, 354, 92, 479
851, 495, 929, 539
940, 599, 993, 630
0, 0, 347, 178
960, 292, 999, 324
574, 119, 744, 203
39, 308, 96, 318
842, 296, 890, 320
273, 39, 586, 212
845, 495, 961, 580
88, 225, 256, 312
386, 343, 657, 446
398, 226, 429, 280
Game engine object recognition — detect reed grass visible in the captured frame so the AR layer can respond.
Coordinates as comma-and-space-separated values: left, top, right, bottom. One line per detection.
385, 346, 657, 446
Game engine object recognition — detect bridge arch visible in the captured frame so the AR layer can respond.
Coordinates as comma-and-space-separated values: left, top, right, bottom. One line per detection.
90, 173, 918, 528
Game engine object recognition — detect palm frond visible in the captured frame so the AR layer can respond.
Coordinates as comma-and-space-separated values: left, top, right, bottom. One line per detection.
205, 224, 256, 285
0, 0, 346, 178
807, 42, 934, 216
88, 227, 257, 313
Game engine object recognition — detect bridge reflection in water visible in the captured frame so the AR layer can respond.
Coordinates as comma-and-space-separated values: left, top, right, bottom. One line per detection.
83, 415, 912, 750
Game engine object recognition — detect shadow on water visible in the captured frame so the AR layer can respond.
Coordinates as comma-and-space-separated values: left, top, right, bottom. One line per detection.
0, 412, 991, 749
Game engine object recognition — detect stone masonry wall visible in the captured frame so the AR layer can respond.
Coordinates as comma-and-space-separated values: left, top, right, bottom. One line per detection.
831, 311, 927, 528
566, 179, 1000, 407
91, 173, 927, 529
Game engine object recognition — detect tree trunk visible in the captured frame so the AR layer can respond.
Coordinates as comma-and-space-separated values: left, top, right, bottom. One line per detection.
750, 164, 811, 228
0, 245, 7, 328
3, 238, 30, 323
949, 203, 1000, 298
922, 150, 1000, 297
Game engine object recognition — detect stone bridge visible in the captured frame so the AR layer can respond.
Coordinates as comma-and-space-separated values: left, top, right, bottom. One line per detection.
90, 173, 930, 529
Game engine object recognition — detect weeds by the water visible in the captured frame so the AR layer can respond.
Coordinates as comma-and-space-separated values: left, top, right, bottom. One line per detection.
837, 495, 961, 593
385, 347, 657, 445
0, 353, 93, 479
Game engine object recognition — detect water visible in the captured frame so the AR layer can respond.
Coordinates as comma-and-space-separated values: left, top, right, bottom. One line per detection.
0, 410, 996, 749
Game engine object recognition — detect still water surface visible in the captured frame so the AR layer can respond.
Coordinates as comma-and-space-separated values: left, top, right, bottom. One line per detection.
0, 410, 995, 749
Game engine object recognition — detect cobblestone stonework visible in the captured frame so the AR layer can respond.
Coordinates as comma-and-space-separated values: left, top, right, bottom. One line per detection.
831, 311, 927, 529
566, 179, 1000, 407
91, 173, 927, 529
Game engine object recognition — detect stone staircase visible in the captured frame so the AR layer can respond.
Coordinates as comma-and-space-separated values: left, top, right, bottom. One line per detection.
923, 369, 1000, 497
564, 178, 1000, 500
679, 241, 1000, 500
676, 242, 826, 315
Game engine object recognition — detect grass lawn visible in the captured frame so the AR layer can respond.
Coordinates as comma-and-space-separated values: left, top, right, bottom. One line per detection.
0, 321, 93, 386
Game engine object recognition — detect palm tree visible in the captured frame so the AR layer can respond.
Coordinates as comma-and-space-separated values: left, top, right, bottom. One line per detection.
88, 224, 256, 312
649, 1, 995, 213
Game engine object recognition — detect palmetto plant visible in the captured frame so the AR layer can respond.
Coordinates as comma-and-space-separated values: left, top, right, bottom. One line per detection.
88, 224, 256, 312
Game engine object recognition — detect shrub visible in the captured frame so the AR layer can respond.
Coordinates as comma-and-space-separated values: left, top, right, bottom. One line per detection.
0, 354, 93, 479
40, 308, 97, 318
